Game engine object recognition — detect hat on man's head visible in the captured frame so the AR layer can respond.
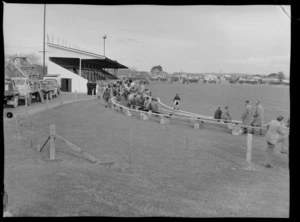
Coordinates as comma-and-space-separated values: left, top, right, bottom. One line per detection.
277, 116, 284, 121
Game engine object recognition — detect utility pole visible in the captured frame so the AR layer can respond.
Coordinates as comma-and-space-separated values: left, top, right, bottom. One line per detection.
43, 4, 46, 76
103, 35, 106, 56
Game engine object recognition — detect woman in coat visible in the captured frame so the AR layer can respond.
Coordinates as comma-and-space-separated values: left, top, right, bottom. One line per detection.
251, 100, 264, 134
241, 100, 253, 134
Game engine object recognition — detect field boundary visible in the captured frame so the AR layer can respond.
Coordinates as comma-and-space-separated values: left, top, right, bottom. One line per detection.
110, 97, 289, 133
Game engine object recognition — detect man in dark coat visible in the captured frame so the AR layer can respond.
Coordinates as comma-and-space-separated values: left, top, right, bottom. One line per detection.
87, 81, 90, 95
173, 93, 181, 110
103, 88, 110, 108
214, 107, 222, 120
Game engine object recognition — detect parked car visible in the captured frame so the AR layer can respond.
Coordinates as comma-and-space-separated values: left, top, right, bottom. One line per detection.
39, 80, 57, 99
4, 78, 20, 108
43, 79, 61, 96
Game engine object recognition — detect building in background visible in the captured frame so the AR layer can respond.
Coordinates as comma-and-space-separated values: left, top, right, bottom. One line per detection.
46, 37, 127, 93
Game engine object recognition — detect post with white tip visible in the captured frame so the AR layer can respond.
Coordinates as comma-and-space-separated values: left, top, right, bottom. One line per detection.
246, 133, 252, 164
244, 133, 255, 170
49, 124, 56, 160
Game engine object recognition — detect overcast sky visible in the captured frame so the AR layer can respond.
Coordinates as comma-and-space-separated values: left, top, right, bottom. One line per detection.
4, 4, 290, 75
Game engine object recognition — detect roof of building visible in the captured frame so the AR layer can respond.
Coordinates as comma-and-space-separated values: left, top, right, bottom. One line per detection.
47, 42, 128, 69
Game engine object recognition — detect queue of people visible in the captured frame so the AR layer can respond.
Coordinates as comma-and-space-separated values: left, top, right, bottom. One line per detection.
99, 79, 160, 114
87, 81, 97, 95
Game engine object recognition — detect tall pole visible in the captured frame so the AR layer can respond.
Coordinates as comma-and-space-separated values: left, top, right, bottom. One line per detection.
43, 4, 46, 76
103, 35, 106, 56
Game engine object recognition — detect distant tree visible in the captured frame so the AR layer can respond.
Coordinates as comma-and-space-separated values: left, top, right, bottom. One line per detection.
151, 65, 163, 74
6, 53, 47, 76
26, 53, 42, 65
268, 73, 278, 78
277, 71, 285, 82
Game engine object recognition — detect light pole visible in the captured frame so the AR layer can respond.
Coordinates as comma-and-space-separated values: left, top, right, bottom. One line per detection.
43, 4, 46, 76
103, 35, 106, 56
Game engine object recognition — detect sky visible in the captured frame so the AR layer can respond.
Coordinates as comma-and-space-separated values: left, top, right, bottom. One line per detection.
3, 4, 291, 75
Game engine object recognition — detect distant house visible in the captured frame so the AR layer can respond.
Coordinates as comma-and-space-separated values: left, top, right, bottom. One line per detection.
282, 79, 289, 85
250, 76, 262, 81
204, 74, 217, 81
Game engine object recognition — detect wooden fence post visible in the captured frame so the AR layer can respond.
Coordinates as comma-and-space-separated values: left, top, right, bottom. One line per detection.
246, 133, 252, 163
244, 133, 255, 171
49, 124, 56, 160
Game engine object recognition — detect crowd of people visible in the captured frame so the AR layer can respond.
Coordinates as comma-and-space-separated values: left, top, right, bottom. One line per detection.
99, 79, 161, 113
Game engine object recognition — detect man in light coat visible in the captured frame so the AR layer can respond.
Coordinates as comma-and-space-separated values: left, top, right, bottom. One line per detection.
264, 116, 288, 168
251, 100, 264, 134
241, 100, 253, 134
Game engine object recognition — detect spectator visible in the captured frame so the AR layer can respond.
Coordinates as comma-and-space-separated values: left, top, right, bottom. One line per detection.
149, 98, 160, 114
143, 96, 151, 111
103, 88, 110, 108
173, 93, 181, 110
251, 100, 264, 134
241, 100, 253, 134
221, 106, 232, 122
264, 116, 288, 168
214, 107, 222, 120
92, 81, 97, 95
87, 81, 90, 95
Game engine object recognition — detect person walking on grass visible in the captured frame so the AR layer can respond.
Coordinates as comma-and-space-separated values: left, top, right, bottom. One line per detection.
173, 93, 181, 110
241, 100, 253, 134
251, 100, 264, 135
264, 116, 288, 168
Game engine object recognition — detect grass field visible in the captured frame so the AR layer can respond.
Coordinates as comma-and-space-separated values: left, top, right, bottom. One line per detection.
4, 84, 289, 217
148, 83, 290, 124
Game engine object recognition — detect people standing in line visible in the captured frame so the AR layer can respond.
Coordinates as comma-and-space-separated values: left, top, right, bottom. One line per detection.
251, 100, 264, 135
264, 116, 288, 168
214, 107, 222, 121
241, 100, 253, 134
86, 81, 90, 95
93, 81, 97, 95
221, 106, 232, 123
173, 93, 181, 110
